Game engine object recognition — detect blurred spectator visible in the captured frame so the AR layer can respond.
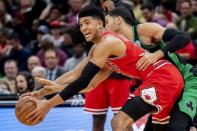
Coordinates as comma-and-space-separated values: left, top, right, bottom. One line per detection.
64, 0, 84, 28
132, 0, 145, 23
0, 79, 11, 94
64, 42, 86, 72
141, 3, 169, 27
50, 20, 64, 47
191, 0, 197, 16
9, 12, 32, 46
32, 66, 46, 78
44, 48, 66, 80
36, 34, 67, 66
39, 4, 63, 24
5, 32, 32, 71
19, 0, 46, 31
19, 0, 35, 30
88, 0, 126, 12
1, 59, 18, 94
176, 0, 197, 40
27, 55, 41, 72
60, 28, 74, 58
15, 71, 34, 96
159, 0, 179, 23
48, 5, 63, 22
0, 0, 12, 29
0, 29, 11, 57
27, 25, 50, 54
32, 66, 46, 90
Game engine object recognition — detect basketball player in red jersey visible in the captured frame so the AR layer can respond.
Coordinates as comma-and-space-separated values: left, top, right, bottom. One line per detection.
22, 5, 184, 131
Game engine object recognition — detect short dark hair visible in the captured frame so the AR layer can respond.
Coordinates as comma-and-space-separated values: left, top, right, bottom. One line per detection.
179, 0, 192, 7
5, 32, 19, 41
78, 5, 105, 26
141, 3, 155, 11
107, 7, 137, 26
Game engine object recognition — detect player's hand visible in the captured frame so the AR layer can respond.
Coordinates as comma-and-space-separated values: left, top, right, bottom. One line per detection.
136, 52, 158, 71
36, 77, 66, 92
25, 99, 50, 125
136, 50, 164, 71
19, 90, 42, 100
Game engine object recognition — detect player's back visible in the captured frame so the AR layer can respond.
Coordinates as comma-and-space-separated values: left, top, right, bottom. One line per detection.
103, 31, 174, 80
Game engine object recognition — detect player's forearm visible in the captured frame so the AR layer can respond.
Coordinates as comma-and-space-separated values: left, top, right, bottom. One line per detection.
38, 84, 69, 98
55, 58, 89, 84
80, 67, 112, 93
38, 88, 56, 98
46, 94, 65, 108
54, 70, 79, 84
59, 62, 101, 101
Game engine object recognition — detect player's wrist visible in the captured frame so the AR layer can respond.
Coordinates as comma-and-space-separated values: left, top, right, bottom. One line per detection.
155, 50, 164, 59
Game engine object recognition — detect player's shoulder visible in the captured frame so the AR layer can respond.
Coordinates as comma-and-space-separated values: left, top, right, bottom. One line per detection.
101, 33, 124, 45
138, 22, 161, 28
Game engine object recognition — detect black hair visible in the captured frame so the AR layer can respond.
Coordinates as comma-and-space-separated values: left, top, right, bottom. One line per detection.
50, 5, 63, 13
78, 5, 105, 26
161, 0, 173, 10
5, 32, 19, 41
107, 7, 137, 26
141, 3, 155, 11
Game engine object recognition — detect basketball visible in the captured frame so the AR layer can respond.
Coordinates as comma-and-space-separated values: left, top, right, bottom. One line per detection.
15, 96, 41, 126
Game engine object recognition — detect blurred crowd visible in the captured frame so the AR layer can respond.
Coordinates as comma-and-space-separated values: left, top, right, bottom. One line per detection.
0, 0, 197, 99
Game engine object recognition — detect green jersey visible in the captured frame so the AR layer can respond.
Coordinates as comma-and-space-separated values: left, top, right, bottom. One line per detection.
132, 25, 197, 119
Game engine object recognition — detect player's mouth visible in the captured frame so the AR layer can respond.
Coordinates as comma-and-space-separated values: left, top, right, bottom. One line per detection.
84, 32, 91, 38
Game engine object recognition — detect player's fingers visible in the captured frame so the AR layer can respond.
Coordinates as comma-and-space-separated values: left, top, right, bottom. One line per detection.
136, 58, 146, 69
31, 115, 42, 125
35, 77, 53, 85
138, 61, 149, 71
19, 93, 32, 100
26, 110, 37, 120
27, 113, 39, 123
138, 52, 146, 57
142, 62, 150, 71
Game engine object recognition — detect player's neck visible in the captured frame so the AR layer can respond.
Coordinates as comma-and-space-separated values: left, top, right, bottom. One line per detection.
119, 24, 133, 40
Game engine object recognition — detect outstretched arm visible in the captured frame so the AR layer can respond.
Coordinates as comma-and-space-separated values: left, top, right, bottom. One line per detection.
54, 57, 90, 84
25, 39, 114, 124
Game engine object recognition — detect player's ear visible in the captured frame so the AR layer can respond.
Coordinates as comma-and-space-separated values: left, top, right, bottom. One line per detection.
117, 16, 122, 25
98, 20, 104, 29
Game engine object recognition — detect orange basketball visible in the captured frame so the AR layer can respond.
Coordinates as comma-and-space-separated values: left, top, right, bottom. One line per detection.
15, 96, 41, 126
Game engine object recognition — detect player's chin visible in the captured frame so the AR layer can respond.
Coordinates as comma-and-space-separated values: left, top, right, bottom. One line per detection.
85, 37, 93, 42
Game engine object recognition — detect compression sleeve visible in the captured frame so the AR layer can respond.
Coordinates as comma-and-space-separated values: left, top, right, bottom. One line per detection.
59, 62, 101, 101
161, 28, 191, 56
